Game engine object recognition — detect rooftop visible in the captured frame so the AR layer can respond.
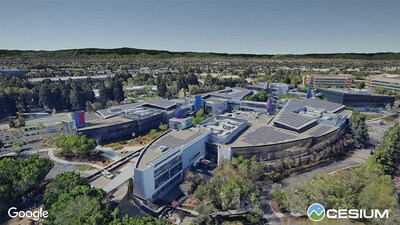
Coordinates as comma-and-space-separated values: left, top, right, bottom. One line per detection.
317, 88, 395, 97
145, 98, 177, 110
224, 121, 337, 148
368, 74, 400, 82
97, 98, 176, 118
78, 116, 133, 131
197, 116, 247, 138
136, 129, 207, 170
205, 87, 253, 100
204, 98, 228, 105
272, 98, 345, 132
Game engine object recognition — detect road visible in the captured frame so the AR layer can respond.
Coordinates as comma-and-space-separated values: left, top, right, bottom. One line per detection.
280, 147, 371, 189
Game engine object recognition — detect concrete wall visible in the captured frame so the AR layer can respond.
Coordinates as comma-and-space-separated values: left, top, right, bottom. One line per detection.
133, 167, 155, 200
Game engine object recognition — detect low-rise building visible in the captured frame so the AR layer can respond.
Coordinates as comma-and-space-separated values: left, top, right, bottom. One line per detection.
365, 74, 400, 92
317, 88, 395, 110
133, 129, 211, 201
78, 107, 164, 144
302, 74, 353, 88
169, 117, 193, 130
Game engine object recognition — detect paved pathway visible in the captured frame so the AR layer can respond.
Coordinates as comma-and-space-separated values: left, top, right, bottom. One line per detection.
279, 148, 371, 189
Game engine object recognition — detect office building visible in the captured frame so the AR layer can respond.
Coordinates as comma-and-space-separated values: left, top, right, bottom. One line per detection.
133, 129, 211, 201
302, 75, 353, 88
78, 107, 165, 144
317, 88, 396, 110
132, 99, 351, 202
365, 74, 400, 92
169, 117, 193, 130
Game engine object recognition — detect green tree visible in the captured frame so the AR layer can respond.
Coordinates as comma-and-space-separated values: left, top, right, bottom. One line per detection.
159, 124, 168, 131
43, 172, 88, 207
0, 156, 53, 209
69, 80, 84, 110
290, 71, 301, 87
113, 79, 124, 102
157, 77, 168, 98
358, 175, 397, 211
55, 134, 97, 155
355, 82, 365, 89
12, 141, 22, 153
372, 125, 400, 174
350, 112, 370, 146
44, 172, 169, 225
272, 189, 287, 206
192, 109, 205, 124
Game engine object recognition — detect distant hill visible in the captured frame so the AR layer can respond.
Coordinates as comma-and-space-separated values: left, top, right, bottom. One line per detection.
0, 48, 399, 60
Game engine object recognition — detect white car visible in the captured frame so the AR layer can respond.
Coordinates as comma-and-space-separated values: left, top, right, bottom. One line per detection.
101, 170, 115, 180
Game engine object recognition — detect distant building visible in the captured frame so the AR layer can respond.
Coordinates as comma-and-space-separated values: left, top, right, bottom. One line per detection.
246, 82, 289, 96
0, 68, 25, 77
365, 74, 400, 92
125, 85, 157, 94
78, 107, 165, 144
204, 98, 229, 115
317, 88, 395, 110
302, 74, 353, 88
169, 117, 193, 130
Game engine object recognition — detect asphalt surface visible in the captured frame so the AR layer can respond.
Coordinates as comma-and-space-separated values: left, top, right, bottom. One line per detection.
0, 125, 61, 157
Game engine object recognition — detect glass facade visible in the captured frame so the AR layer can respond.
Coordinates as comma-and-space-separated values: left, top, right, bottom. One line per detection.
154, 156, 183, 189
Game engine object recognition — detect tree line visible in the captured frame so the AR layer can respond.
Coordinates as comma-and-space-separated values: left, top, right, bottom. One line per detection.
0, 74, 129, 120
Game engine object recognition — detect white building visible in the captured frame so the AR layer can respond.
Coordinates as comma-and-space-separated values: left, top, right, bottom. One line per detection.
133, 129, 211, 201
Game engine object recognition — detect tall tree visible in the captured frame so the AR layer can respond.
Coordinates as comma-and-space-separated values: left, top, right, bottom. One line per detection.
157, 76, 168, 98
69, 80, 84, 110
112, 79, 124, 102
350, 112, 370, 146
372, 125, 400, 174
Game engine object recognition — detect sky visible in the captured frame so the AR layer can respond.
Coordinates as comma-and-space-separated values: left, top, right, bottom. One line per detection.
0, 0, 399, 54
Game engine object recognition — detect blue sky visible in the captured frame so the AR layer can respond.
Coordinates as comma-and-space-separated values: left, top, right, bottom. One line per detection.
0, 0, 399, 54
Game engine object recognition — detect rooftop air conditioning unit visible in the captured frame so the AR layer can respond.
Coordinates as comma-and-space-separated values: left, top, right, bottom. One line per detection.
157, 145, 169, 153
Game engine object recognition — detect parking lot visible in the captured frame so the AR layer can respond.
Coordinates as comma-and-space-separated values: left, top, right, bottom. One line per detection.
0, 123, 61, 157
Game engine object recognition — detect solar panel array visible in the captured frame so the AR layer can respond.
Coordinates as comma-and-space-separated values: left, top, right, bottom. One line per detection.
84, 112, 101, 122
302, 99, 344, 112
281, 99, 304, 111
275, 112, 317, 129
145, 99, 176, 109
97, 102, 143, 117
274, 98, 344, 132
282, 98, 344, 113
242, 126, 296, 145
211, 88, 252, 100
309, 125, 332, 136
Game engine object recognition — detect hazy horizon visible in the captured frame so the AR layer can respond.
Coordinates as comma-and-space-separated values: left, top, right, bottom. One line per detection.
1, 0, 399, 54
0, 47, 399, 55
